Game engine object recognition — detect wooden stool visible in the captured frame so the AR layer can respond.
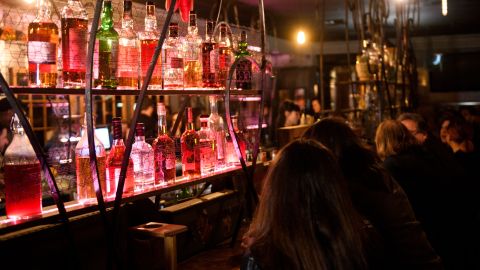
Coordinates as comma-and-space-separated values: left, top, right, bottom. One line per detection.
130, 222, 188, 270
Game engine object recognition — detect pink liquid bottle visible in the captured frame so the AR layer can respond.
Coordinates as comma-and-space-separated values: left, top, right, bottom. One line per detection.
3, 114, 42, 219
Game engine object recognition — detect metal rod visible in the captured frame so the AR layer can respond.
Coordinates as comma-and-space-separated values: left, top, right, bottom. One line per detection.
111, 0, 178, 266
84, 0, 112, 268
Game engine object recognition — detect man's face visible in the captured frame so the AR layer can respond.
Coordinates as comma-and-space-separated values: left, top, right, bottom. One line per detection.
401, 119, 427, 144
312, 100, 321, 113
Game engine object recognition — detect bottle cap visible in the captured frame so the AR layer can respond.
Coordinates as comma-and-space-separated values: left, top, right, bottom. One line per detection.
189, 11, 196, 27
169, 22, 179, 37
135, 122, 145, 137
240, 31, 247, 42
112, 117, 122, 140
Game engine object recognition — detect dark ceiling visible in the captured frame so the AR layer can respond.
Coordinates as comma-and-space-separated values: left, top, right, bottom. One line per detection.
195, 0, 480, 41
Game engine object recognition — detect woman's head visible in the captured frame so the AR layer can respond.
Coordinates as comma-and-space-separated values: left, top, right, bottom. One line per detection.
248, 139, 365, 269
277, 100, 300, 127
311, 98, 321, 113
375, 119, 418, 160
303, 117, 379, 177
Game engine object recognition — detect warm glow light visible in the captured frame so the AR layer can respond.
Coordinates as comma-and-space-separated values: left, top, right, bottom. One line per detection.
442, 0, 448, 16
296, 31, 306, 45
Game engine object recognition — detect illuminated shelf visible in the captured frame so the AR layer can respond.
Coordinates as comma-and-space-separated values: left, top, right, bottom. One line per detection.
0, 164, 252, 234
10, 87, 262, 96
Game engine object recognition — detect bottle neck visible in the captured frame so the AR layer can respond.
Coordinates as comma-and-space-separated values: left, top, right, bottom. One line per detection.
205, 21, 214, 41
144, 4, 157, 32
36, 0, 53, 21
135, 135, 145, 142
188, 13, 197, 35
101, 1, 114, 30
122, 1, 134, 30
209, 99, 218, 115
187, 122, 195, 131
158, 114, 168, 135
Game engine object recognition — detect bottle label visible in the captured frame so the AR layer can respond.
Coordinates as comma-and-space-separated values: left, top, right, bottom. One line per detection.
118, 44, 139, 75
28, 41, 56, 64
67, 27, 87, 70
170, 57, 184, 69
210, 48, 217, 73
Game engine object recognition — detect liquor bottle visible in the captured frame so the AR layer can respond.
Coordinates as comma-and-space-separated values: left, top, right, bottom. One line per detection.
95, 0, 119, 89
198, 115, 215, 175
183, 11, 202, 88
181, 107, 200, 178
75, 114, 107, 204
131, 123, 154, 190
163, 23, 184, 89
152, 103, 176, 185
3, 114, 42, 219
28, 0, 59, 87
216, 24, 232, 88
61, 0, 88, 88
106, 117, 134, 197
201, 21, 217, 88
208, 96, 226, 169
117, 0, 139, 89
138, 1, 162, 89
234, 31, 252, 90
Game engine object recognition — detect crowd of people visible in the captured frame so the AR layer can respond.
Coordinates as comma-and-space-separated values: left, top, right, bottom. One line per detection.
242, 110, 480, 270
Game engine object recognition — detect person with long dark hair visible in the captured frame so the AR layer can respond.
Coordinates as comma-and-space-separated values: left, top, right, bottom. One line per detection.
242, 139, 367, 270
303, 118, 442, 269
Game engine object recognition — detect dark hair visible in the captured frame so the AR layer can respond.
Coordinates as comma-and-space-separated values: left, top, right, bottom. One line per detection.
247, 139, 366, 270
303, 117, 384, 180
375, 120, 418, 160
397, 113, 428, 134
275, 100, 300, 129
140, 97, 154, 111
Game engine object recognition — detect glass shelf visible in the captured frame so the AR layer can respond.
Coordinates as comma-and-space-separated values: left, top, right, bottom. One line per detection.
10, 87, 262, 96
0, 164, 256, 234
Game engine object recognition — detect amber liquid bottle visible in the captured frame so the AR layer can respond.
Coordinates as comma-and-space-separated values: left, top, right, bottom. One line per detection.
152, 103, 176, 185
181, 107, 200, 178
138, 1, 162, 89
28, 0, 59, 87
61, 0, 88, 88
106, 118, 134, 198
216, 25, 232, 88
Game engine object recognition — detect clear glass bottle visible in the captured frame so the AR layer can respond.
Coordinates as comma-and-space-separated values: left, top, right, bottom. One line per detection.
28, 0, 59, 87
163, 23, 185, 89
131, 123, 154, 191
95, 0, 119, 89
181, 107, 200, 178
198, 115, 215, 176
208, 96, 226, 169
183, 11, 202, 88
152, 103, 176, 185
235, 31, 252, 90
61, 0, 88, 88
202, 21, 217, 88
226, 115, 246, 165
117, 0, 139, 89
75, 114, 107, 204
216, 25, 232, 88
106, 117, 134, 198
138, 1, 162, 89
3, 114, 42, 219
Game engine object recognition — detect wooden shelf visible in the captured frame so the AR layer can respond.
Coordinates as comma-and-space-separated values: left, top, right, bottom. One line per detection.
10, 87, 262, 96
0, 165, 249, 235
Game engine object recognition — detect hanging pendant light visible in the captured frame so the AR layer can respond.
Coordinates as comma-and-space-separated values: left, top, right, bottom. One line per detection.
442, 0, 448, 16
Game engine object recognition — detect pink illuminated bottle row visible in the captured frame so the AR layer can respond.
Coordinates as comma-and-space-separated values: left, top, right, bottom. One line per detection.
2, 99, 246, 220
27, 0, 253, 90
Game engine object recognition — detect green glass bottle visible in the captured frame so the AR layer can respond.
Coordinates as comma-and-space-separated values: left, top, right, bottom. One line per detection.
235, 31, 252, 90
95, 0, 119, 89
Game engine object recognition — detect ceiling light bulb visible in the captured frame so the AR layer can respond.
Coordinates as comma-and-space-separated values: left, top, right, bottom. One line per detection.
442, 0, 448, 16
25, 0, 35, 3
297, 31, 306, 45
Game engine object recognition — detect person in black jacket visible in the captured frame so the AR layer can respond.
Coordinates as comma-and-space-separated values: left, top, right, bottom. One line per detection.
303, 117, 442, 270
242, 139, 367, 270
376, 119, 471, 270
